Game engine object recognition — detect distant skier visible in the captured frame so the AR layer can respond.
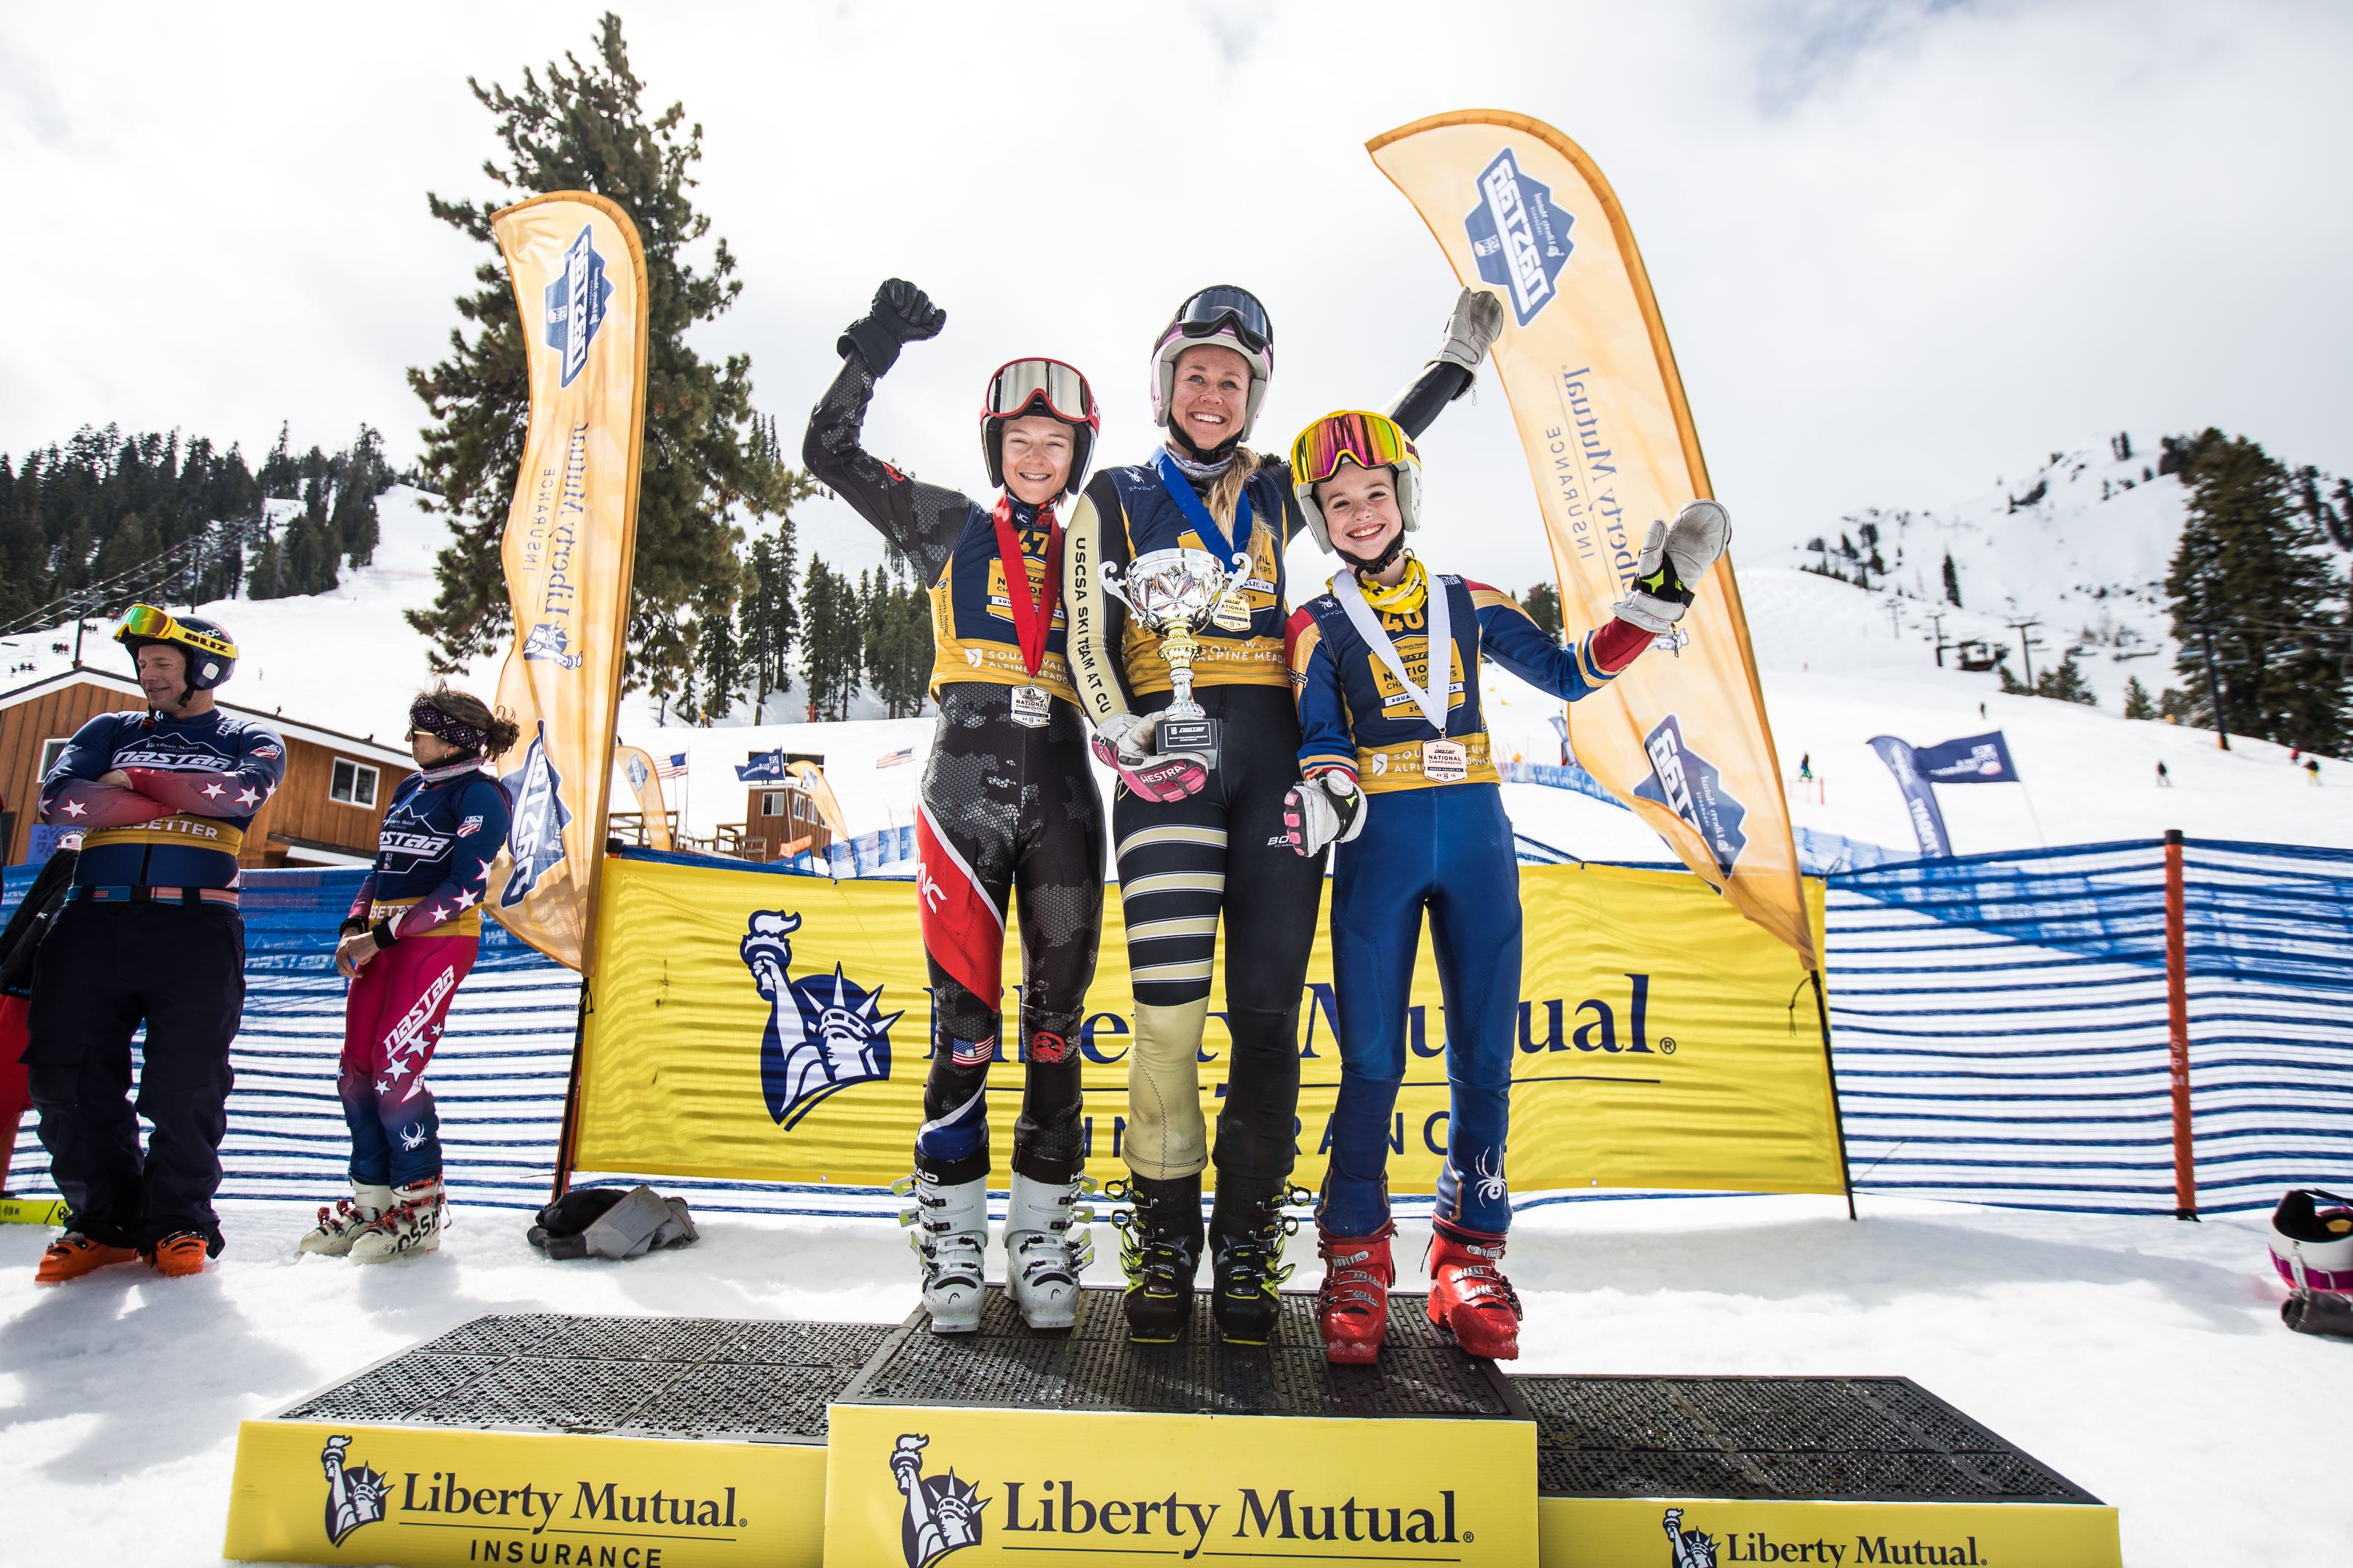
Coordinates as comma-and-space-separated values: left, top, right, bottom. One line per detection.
27, 605, 282, 1281
1797, 752, 1813, 782
2155, 760, 2171, 787
2308, 758, 2323, 787
1282, 411, 1729, 1362
300, 687, 516, 1264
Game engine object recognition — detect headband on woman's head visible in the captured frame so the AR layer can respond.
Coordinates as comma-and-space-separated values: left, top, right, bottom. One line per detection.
409, 694, 488, 756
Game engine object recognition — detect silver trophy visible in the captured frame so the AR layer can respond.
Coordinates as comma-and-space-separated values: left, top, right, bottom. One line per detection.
1099, 546, 1248, 766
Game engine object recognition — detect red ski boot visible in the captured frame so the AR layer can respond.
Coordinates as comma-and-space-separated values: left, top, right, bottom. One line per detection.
1316, 1223, 1396, 1365
1426, 1224, 1521, 1360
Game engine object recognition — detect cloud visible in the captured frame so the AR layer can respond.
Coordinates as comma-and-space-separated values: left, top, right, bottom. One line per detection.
0, 0, 2345, 600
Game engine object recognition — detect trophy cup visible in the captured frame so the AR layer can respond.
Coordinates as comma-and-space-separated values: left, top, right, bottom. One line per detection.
1099, 546, 1249, 767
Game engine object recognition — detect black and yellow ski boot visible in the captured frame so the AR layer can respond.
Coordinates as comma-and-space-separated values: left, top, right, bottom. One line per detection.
1208, 1183, 1309, 1345
1107, 1173, 1202, 1343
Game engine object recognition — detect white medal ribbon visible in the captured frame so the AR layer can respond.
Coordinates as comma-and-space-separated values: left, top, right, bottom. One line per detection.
1332, 565, 1452, 733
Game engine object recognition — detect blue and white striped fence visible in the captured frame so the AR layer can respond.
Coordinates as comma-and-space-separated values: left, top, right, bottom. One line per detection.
5, 837, 2346, 1221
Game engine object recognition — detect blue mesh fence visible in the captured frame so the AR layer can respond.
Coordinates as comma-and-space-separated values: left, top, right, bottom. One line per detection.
6, 835, 2346, 1222
1823, 837, 2353, 1215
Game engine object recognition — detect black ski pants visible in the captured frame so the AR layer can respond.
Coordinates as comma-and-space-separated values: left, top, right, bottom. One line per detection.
1113, 682, 1325, 1192
913, 686, 1105, 1186
25, 898, 243, 1253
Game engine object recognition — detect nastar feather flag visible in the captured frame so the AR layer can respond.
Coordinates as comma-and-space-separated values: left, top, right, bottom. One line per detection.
482, 192, 649, 971
1370, 111, 1813, 966
614, 743, 676, 852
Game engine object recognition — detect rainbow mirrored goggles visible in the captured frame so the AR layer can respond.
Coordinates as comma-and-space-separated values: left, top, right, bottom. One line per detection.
1290, 410, 1417, 487
114, 604, 237, 660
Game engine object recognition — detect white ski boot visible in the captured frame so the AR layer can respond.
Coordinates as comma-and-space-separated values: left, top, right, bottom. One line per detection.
895, 1172, 988, 1333
1006, 1173, 1095, 1331
348, 1178, 446, 1264
299, 1181, 394, 1257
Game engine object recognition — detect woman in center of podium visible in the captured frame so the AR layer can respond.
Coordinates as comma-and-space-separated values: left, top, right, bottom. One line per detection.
1279, 408, 1730, 1362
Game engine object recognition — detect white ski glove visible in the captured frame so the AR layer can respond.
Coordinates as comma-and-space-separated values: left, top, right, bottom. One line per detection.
1610, 499, 1732, 635
1282, 770, 1367, 857
1090, 712, 1207, 803
1433, 287, 1506, 376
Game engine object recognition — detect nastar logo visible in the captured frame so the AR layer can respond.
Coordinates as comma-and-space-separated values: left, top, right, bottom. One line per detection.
522, 622, 584, 670
543, 222, 613, 388
625, 752, 650, 792
499, 725, 573, 909
1464, 147, 1573, 326
1633, 715, 1749, 877
742, 910, 901, 1130
891, 1435, 985, 1567
321, 1434, 390, 1547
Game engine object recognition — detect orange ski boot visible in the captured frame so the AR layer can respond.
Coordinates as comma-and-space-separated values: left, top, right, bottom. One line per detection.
35, 1232, 139, 1284
147, 1231, 212, 1278
1315, 1222, 1396, 1365
1426, 1224, 1521, 1361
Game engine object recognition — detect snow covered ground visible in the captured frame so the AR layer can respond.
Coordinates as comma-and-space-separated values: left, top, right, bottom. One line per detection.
1, 1195, 2343, 1567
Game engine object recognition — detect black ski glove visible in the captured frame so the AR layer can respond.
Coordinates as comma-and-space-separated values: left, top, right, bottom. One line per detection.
838, 279, 945, 376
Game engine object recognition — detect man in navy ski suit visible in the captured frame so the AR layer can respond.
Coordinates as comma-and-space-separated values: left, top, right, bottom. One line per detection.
27, 606, 282, 1280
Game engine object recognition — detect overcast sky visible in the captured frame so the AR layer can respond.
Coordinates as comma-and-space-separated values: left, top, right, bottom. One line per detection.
3, 0, 2346, 593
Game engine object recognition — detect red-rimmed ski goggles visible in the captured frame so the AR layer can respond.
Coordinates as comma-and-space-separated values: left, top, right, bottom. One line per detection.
982, 357, 1100, 431
1171, 284, 1274, 354
1290, 410, 1417, 487
114, 603, 237, 660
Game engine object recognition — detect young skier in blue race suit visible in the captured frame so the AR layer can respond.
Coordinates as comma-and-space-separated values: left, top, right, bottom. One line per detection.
300, 687, 517, 1264
1280, 410, 1731, 1362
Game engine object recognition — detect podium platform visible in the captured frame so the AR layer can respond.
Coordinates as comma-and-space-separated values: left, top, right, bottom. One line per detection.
224, 1286, 2121, 1567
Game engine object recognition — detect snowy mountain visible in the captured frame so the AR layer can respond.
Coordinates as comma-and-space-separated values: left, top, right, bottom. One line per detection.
10, 466, 2347, 863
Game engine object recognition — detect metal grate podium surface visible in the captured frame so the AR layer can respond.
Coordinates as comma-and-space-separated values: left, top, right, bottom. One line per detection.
275, 1288, 2094, 1506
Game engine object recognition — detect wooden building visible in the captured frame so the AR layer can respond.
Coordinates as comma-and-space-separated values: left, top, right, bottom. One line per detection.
735, 780, 833, 863
0, 666, 411, 869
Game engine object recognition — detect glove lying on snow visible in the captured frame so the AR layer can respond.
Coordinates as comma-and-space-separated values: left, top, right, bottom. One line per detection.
528, 1185, 699, 1261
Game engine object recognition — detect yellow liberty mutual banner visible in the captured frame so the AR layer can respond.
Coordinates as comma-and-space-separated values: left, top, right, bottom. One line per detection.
824, 1403, 1536, 1567
1371, 112, 1813, 965
573, 856, 1843, 1197
485, 192, 650, 970
1538, 1497, 2121, 1568
223, 1419, 826, 1567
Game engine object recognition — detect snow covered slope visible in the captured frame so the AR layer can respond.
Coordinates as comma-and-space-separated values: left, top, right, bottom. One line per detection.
13, 466, 2344, 862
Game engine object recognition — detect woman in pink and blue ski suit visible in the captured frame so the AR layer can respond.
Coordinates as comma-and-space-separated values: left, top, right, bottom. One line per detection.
301, 688, 516, 1263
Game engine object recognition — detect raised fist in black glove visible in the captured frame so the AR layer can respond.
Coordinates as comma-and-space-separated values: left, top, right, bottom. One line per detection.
839, 278, 946, 376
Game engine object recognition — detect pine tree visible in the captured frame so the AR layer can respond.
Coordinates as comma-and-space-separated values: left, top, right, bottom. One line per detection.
860, 554, 932, 717
1940, 551, 1963, 608
404, 12, 813, 694
2122, 676, 2155, 720
2163, 429, 2349, 752
1521, 581, 1562, 639
738, 525, 800, 720
2034, 656, 2097, 706
799, 557, 863, 721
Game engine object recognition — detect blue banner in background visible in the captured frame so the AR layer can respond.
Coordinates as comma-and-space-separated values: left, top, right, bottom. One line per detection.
1912, 731, 2019, 784
735, 750, 785, 782
1869, 735, 1954, 859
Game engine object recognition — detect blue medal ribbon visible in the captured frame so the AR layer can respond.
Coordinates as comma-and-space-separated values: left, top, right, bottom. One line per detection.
1151, 448, 1250, 568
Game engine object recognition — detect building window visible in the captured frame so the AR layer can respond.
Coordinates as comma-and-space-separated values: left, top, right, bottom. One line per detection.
761, 790, 784, 817
39, 739, 68, 776
329, 758, 379, 808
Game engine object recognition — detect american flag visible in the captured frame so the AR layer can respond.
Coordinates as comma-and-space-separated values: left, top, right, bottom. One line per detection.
654, 752, 689, 779
876, 747, 915, 769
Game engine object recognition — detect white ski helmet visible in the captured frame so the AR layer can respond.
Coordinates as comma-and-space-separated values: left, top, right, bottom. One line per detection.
2270, 1188, 2353, 1294
1290, 409, 1422, 561
1149, 285, 1274, 450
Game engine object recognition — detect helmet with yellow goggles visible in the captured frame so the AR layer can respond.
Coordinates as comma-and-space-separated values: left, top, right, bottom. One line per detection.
115, 603, 239, 702
1290, 409, 1423, 559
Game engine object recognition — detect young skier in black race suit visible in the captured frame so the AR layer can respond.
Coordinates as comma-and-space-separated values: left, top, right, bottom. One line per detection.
805, 280, 1111, 1333
1060, 284, 1504, 1343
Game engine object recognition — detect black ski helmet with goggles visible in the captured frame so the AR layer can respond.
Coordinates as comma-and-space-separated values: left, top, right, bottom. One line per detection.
115, 603, 238, 706
980, 357, 1100, 500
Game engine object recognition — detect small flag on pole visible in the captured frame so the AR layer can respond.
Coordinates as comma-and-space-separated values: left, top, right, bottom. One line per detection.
876, 747, 915, 769
655, 752, 688, 779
